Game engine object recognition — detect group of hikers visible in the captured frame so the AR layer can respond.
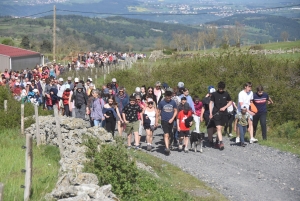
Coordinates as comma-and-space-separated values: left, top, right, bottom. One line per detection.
1, 63, 273, 155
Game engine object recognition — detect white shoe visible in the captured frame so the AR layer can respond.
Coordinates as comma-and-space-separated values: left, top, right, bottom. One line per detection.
250, 138, 258, 144
236, 137, 240, 143
228, 133, 233, 137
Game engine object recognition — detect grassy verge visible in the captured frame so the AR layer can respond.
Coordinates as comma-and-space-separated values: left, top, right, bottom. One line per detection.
84, 137, 227, 201
0, 129, 60, 201
129, 150, 228, 201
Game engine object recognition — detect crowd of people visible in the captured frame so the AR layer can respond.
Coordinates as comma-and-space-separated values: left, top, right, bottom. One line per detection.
1, 65, 273, 155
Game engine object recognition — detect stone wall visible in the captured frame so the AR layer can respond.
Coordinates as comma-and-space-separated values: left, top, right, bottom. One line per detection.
25, 116, 119, 201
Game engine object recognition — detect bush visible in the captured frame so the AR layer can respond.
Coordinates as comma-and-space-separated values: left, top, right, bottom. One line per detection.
272, 121, 300, 139
84, 137, 193, 200
249, 45, 264, 50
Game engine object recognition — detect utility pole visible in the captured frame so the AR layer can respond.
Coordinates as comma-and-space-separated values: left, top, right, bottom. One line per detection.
53, 5, 56, 61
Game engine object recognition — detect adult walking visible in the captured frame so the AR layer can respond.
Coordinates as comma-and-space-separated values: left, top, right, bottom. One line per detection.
103, 95, 121, 137
237, 82, 258, 144
71, 83, 89, 119
89, 89, 105, 127
141, 98, 156, 151
115, 86, 129, 136
209, 82, 232, 150
253, 85, 273, 140
155, 90, 178, 155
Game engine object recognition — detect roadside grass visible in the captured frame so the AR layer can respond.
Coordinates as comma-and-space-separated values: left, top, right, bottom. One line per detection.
129, 150, 228, 201
0, 129, 60, 201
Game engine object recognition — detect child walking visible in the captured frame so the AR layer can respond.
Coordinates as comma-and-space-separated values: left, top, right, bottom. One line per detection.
234, 105, 250, 147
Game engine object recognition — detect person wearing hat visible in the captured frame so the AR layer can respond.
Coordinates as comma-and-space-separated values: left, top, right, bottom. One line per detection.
234, 104, 250, 147
13, 82, 22, 100
71, 83, 89, 119
177, 82, 185, 96
201, 86, 217, 147
154, 81, 164, 105
111, 78, 118, 94
57, 78, 66, 114
209, 81, 232, 150
132, 87, 141, 97
115, 86, 129, 136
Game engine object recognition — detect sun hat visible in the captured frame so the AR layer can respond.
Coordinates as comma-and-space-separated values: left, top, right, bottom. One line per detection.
178, 82, 184, 88
77, 83, 84, 89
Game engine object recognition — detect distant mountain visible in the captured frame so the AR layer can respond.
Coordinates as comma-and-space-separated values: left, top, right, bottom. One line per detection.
206, 14, 300, 43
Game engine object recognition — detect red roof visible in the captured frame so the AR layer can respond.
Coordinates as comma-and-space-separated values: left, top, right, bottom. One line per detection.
0, 44, 40, 58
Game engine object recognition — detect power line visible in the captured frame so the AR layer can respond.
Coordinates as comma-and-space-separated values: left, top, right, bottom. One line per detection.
56, 4, 300, 16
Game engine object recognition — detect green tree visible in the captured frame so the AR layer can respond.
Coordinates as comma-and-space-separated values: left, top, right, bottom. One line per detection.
1, 38, 15, 46
20, 36, 30, 49
40, 40, 52, 53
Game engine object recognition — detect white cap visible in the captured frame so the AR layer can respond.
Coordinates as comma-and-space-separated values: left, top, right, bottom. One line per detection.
33, 89, 38, 93
74, 78, 79, 82
209, 88, 216, 93
112, 78, 117, 82
147, 98, 153, 102
241, 104, 248, 110
88, 78, 92, 82
135, 87, 141, 92
15, 82, 20, 86
65, 84, 70, 89
178, 82, 184, 88
26, 82, 31, 85
59, 78, 64, 82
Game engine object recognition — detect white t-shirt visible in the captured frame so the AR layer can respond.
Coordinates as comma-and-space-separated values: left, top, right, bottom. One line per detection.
238, 90, 253, 112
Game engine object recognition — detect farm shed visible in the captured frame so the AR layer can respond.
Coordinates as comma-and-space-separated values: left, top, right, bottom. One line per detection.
0, 44, 44, 72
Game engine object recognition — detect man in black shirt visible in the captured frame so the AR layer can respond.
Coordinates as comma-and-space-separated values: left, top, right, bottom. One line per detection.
209, 82, 232, 150
201, 86, 217, 147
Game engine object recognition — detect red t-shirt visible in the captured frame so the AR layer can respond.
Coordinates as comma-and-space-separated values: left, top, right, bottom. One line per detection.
178, 110, 192, 131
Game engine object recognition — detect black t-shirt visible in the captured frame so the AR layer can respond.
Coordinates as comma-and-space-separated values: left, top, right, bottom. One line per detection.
202, 96, 210, 115
210, 91, 231, 114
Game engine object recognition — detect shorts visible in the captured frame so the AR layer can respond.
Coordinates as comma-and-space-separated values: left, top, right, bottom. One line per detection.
204, 113, 216, 129
145, 125, 155, 131
125, 121, 139, 134
161, 120, 173, 135
179, 130, 190, 138
213, 112, 227, 126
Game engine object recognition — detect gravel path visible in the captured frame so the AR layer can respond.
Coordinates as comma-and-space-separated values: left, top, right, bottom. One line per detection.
136, 128, 300, 201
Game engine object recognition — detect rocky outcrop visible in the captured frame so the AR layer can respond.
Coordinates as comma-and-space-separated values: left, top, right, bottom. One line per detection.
25, 116, 118, 201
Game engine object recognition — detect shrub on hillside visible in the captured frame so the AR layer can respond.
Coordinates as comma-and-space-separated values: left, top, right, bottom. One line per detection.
272, 121, 300, 139
249, 45, 264, 50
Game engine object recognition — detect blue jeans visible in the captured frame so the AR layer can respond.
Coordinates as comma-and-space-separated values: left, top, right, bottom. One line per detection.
94, 119, 103, 127
238, 124, 247, 144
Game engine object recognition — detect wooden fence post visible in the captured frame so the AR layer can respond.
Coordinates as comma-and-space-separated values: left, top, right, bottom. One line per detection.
21, 104, 24, 135
53, 105, 64, 158
34, 104, 41, 146
4, 100, 7, 112
0, 182, 4, 201
24, 134, 32, 201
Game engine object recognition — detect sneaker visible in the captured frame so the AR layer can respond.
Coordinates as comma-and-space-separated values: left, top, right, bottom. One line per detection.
178, 144, 183, 150
228, 133, 233, 137
184, 148, 189, 153
208, 141, 214, 147
219, 142, 224, 150
165, 148, 171, 155
236, 137, 240, 143
240, 142, 246, 147
147, 144, 152, 151
135, 146, 141, 151
214, 143, 220, 149
251, 138, 258, 143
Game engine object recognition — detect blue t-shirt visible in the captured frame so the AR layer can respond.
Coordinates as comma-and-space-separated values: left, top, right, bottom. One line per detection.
158, 99, 177, 121
253, 92, 269, 114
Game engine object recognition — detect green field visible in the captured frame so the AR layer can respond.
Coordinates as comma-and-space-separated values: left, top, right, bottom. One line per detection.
0, 129, 59, 201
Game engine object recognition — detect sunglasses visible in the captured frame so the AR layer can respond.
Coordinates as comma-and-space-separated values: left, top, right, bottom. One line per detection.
148, 102, 154, 105
119, 90, 124, 93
